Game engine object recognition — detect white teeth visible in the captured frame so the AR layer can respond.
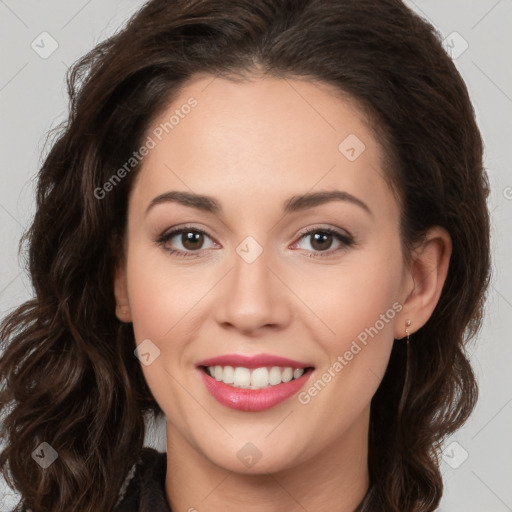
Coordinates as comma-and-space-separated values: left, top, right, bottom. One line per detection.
251, 367, 269, 388
222, 365, 234, 384
282, 367, 293, 383
233, 367, 251, 387
269, 366, 282, 385
293, 368, 303, 379
205, 365, 306, 389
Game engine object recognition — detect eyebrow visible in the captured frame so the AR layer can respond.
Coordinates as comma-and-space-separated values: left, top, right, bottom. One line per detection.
145, 190, 372, 217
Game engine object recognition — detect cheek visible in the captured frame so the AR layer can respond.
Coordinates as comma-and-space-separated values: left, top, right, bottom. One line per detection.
293, 240, 403, 394
124, 249, 204, 421
295, 249, 402, 344
125, 247, 206, 342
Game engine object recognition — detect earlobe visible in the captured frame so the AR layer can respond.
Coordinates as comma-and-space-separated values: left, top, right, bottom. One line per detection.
113, 265, 133, 323
395, 226, 452, 338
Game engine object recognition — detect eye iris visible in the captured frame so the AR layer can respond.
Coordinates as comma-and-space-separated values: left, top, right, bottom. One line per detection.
182, 231, 204, 250
311, 232, 332, 251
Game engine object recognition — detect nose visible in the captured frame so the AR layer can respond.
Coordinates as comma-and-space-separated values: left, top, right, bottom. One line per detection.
214, 246, 292, 335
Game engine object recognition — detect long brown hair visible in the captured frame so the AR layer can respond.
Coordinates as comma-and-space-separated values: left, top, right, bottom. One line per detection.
0, 0, 491, 510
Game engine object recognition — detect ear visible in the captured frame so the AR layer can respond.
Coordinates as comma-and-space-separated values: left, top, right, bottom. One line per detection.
394, 226, 452, 339
114, 263, 133, 323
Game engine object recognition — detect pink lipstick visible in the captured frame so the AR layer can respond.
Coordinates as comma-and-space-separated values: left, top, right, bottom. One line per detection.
196, 353, 314, 412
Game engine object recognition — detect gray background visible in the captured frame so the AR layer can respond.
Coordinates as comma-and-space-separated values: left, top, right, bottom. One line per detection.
0, 1, 511, 510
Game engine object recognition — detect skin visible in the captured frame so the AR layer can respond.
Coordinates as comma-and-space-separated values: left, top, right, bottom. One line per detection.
114, 74, 451, 512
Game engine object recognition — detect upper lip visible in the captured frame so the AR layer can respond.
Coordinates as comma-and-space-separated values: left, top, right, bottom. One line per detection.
197, 353, 314, 369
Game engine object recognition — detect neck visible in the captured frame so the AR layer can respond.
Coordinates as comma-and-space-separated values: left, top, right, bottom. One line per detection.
164, 408, 370, 512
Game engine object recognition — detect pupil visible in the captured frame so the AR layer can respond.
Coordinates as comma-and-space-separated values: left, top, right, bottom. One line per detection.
311, 232, 332, 251
182, 231, 203, 250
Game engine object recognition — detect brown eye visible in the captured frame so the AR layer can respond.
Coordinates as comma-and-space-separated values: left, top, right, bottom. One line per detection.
181, 231, 205, 250
309, 232, 334, 251
292, 227, 354, 258
156, 227, 218, 259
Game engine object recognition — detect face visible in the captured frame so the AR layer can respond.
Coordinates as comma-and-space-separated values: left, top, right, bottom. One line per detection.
115, 74, 413, 474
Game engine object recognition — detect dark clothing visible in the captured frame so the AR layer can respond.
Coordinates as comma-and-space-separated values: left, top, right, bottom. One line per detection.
114, 447, 172, 512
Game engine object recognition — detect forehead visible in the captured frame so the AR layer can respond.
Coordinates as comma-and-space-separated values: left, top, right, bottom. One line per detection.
130, 74, 398, 223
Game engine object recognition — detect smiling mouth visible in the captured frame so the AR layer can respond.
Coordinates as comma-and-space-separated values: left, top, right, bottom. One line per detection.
200, 365, 315, 390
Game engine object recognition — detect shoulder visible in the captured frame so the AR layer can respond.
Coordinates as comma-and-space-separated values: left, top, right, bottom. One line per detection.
114, 447, 171, 512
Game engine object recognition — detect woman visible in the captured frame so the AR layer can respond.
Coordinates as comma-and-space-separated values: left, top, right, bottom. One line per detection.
0, 0, 491, 511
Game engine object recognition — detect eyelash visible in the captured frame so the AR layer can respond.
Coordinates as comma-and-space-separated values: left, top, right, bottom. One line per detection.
155, 225, 355, 259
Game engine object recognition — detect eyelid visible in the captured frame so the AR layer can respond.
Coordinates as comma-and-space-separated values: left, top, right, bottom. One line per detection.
293, 224, 353, 242
156, 224, 216, 242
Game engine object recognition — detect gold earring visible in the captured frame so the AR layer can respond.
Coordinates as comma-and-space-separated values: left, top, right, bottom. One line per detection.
405, 319, 412, 344
398, 319, 412, 416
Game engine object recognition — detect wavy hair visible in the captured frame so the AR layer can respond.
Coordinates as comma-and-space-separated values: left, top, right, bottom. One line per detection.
0, 0, 490, 510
